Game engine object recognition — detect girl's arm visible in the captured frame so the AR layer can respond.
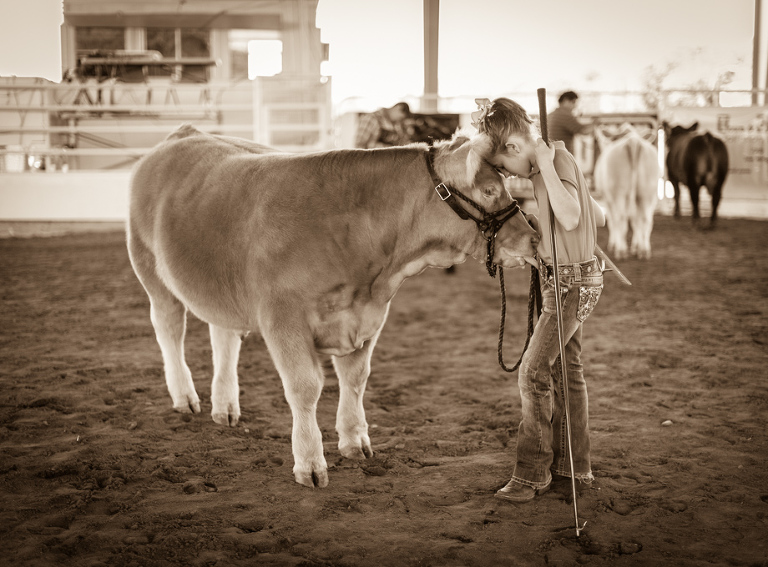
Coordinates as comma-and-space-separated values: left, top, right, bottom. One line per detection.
534, 139, 580, 231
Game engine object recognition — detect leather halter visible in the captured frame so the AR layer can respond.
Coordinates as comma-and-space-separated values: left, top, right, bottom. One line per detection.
425, 145, 521, 277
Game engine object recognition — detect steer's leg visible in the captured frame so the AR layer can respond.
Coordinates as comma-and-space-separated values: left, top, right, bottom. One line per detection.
260, 305, 328, 488
128, 230, 200, 414
332, 306, 389, 460
688, 183, 701, 224
631, 205, 654, 259
670, 178, 681, 218
150, 298, 200, 413
708, 180, 723, 229
209, 324, 242, 427
607, 203, 629, 260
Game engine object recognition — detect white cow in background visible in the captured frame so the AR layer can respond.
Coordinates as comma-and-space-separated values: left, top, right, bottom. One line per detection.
593, 123, 659, 260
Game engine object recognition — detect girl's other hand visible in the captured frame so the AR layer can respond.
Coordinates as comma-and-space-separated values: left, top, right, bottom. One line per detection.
533, 138, 555, 168
524, 212, 540, 235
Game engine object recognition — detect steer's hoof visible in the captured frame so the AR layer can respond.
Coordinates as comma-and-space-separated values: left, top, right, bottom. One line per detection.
339, 442, 373, 460
294, 466, 329, 488
173, 397, 201, 414
212, 410, 240, 427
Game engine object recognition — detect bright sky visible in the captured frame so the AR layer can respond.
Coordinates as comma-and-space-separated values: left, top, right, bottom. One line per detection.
0, 0, 63, 84
318, 0, 762, 109
1, 0, 764, 112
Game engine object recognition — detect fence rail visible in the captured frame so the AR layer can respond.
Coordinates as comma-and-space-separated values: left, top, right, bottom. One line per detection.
2, 80, 765, 172
0, 77, 332, 170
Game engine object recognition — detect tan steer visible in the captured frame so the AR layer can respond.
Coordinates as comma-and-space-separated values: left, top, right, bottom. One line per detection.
127, 125, 538, 487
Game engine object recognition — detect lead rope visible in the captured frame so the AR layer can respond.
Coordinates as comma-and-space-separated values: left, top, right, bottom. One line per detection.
497, 264, 539, 372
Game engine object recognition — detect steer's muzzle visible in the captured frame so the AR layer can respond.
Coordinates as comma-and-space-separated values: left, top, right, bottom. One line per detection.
493, 213, 540, 268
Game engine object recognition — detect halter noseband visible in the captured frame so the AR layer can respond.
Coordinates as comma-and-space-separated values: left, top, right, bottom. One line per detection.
425, 145, 521, 277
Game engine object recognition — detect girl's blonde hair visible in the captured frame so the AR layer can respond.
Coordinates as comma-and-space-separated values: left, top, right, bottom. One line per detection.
476, 97, 538, 154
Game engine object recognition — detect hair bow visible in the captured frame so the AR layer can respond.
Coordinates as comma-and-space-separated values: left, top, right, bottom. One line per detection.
471, 98, 493, 129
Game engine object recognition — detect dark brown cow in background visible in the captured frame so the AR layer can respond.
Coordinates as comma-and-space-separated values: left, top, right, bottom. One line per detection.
663, 121, 729, 228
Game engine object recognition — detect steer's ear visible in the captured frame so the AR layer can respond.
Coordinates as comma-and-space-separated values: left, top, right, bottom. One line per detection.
466, 133, 493, 186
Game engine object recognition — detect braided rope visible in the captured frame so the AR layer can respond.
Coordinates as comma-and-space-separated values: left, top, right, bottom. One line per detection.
497, 264, 539, 373
486, 236, 497, 277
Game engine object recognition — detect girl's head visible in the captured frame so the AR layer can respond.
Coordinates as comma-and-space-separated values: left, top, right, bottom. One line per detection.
473, 97, 537, 154
472, 97, 539, 178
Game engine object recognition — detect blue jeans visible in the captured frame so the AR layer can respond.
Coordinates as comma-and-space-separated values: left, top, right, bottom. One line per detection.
510, 275, 602, 489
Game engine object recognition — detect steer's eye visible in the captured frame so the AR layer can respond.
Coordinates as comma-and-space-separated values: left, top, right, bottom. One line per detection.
482, 186, 495, 197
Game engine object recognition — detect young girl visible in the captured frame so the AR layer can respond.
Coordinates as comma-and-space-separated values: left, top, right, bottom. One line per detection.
472, 97, 606, 502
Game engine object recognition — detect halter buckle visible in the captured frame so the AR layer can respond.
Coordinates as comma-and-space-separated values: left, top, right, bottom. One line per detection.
434, 183, 451, 201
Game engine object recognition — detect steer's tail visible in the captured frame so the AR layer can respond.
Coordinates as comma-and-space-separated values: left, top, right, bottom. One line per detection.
702, 132, 729, 191
624, 137, 643, 218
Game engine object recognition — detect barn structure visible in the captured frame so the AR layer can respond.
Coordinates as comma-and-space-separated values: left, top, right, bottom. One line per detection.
0, 0, 765, 224
0, 0, 331, 174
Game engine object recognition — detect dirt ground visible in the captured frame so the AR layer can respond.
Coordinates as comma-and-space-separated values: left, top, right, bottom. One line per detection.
1, 214, 767, 567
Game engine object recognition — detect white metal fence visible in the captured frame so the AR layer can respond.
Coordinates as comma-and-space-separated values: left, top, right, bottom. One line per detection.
1, 79, 765, 176
0, 76, 332, 171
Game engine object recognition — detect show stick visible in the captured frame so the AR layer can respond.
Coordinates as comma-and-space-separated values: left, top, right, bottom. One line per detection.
537, 87, 585, 537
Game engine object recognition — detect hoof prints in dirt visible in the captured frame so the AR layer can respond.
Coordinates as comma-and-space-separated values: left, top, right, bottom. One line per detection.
1, 218, 768, 566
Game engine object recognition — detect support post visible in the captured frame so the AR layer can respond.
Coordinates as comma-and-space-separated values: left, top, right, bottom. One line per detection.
753, 0, 762, 106
538, 88, 585, 537
422, 0, 439, 113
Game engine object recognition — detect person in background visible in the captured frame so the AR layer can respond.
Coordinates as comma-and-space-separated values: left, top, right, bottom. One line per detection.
547, 91, 593, 155
355, 102, 413, 149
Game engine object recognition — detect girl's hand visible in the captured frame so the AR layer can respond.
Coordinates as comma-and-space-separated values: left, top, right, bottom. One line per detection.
524, 212, 540, 235
534, 138, 555, 168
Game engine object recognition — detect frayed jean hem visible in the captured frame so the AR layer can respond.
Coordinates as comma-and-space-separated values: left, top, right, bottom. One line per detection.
552, 470, 595, 484
509, 473, 552, 491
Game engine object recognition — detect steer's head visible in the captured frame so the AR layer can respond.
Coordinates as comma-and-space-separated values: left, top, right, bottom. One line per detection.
433, 133, 539, 269
662, 121, 698, 148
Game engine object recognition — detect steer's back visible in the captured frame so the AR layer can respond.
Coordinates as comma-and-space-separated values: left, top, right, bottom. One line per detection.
128, 125, 319, 329
596, 133, 658, 211
128, 125, 425, 335
130, 125, 275, 241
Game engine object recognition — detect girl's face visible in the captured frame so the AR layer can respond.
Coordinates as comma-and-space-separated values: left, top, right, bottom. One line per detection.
489, 134, 535, 179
